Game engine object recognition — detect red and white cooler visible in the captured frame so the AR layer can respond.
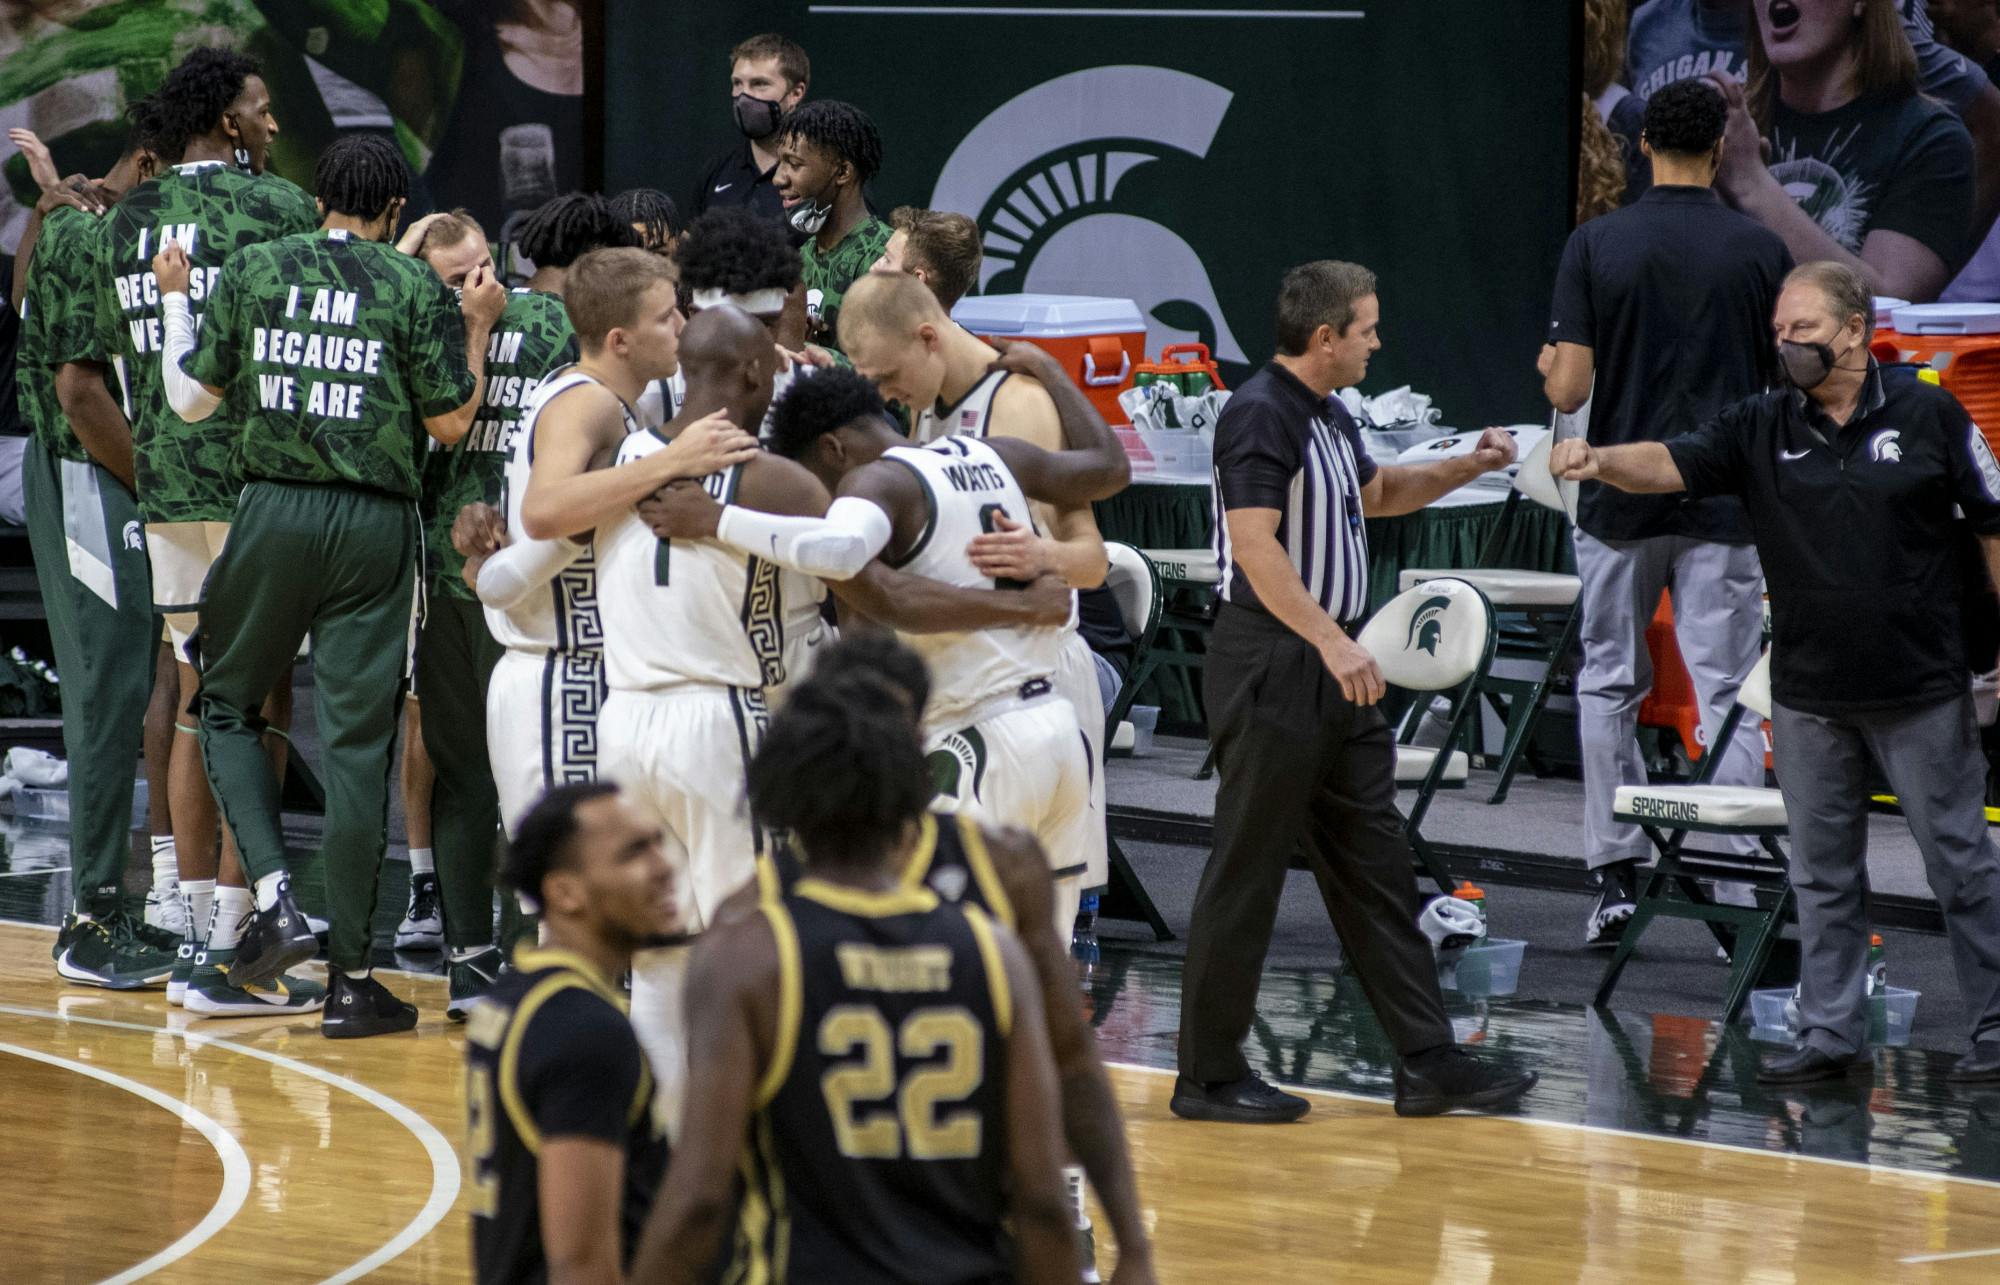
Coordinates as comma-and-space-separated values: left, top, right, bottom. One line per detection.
949, 293, 1146, 424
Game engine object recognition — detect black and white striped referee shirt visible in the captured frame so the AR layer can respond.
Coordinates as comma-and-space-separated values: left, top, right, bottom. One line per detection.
1211, 362, 1374, 624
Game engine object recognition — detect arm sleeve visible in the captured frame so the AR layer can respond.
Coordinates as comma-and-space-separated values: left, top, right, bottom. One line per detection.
475, 535, 587, 612
1213, 397, 1302, 512
1547, 229, 1594, 348
160, 293, 221, 422
713, 495, 893, 581
409, 271, 476, 417
185, 257, 241, 390
1664, 402, 1753, 500
1865, 109, 1975, 267
1940, 395, 2000, 534
515, 991, 643, 1144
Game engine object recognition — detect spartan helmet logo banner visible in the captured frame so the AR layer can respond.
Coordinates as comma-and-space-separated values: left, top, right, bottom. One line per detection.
1405, 595, 1453, 656
930, 66, 1248, 364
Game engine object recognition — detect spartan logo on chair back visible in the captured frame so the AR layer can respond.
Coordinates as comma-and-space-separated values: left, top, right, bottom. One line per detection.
1404, 595, 1452, 656
1357, 578, 1495, 694
930, 66, 1248, 363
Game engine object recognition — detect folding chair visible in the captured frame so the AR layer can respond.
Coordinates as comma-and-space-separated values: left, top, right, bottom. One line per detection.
1396, 434, 1580, 803
1593, 651, 1792, 1024
1097, 543, 1173, 940
1132, 547, 1223, 778
1355, 576, 1497, 896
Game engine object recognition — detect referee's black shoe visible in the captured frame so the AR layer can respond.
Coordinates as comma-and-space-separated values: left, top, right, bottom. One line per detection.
231, 887, 319, 988
1169, 1073, 1310, 1123
1394, 1047, 1537, 1117
323, 970, 419, 1039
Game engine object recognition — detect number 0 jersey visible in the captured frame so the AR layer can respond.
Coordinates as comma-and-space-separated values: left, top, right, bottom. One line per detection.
465, 946, 669, 1284
881, 437, 1064, 729
734, 857, 1015, 1285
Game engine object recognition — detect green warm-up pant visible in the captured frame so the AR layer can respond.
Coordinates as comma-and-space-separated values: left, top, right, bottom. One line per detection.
415, 589, 503, 950
20, 437, 153, 916
196, 480, 416, 972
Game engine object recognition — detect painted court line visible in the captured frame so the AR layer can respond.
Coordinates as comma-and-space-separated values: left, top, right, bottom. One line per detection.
1901, 1245, 2000, 1264
0, 866, 70, 878
0, 1039, 251, 1283
0, 1004, 460, 1284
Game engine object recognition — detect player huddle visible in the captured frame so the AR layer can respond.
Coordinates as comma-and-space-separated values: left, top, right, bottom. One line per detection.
16, 42, 1155, 1284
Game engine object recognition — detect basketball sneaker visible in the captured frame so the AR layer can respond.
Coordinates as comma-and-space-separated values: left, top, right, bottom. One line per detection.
231, 885, 319, 988
55, 916, 176, 989
447, 947, 506, 1021
185, 946, 327, 1018
394, 872, 445, 950
1585, 859, 1640, 948
145, 879, 188, 938
167, 939, 198, 1007
322, 970, 418, 1039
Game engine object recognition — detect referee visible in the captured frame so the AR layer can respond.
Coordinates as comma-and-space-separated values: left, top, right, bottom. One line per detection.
1554, 260, 2000, 1084
1173, 261, 1537, 1121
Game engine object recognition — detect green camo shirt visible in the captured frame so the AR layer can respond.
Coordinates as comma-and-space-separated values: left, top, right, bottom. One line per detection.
17, 206, 113, 463
188, 228, 475, 500
803, 215, 893, 354
91, 162, 318, 522
422, 288, 577, 598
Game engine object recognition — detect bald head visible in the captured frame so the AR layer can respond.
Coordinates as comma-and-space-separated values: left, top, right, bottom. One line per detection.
838, 270, 948, 349
678, 304, 779, 426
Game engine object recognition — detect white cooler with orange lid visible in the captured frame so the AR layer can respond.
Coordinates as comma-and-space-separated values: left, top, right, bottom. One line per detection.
950, 294, 1145, 424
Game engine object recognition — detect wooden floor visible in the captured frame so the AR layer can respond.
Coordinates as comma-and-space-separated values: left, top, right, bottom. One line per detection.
5, 922, 2000, 1281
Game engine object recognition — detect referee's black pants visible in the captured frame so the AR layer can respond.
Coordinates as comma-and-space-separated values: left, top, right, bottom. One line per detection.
1178, 603, 1455, 1084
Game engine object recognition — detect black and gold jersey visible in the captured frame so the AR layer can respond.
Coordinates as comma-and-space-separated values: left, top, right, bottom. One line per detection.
760, 811, 1018, 930
729, 870, 1017, 1284
465, 945, 669, 1283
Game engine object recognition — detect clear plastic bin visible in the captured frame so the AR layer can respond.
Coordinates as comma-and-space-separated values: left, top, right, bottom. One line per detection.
1438, 937, 1524, 997
1747, 986, 1920, 1048
1, 780, 148, 827
1134, 429, 1212, 481
1127, 705, 1160, 756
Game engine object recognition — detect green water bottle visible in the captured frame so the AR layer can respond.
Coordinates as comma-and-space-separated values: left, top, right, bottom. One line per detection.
1867, 934, 1888, 996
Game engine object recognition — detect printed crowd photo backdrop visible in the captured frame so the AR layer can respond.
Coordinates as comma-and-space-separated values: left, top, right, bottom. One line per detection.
609, 1, 1577, 423
0, 0, 585, 252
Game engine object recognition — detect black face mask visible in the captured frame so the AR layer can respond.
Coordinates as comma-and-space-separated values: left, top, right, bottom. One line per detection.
1779, 336, 1855, 391
733, 93, 784, 141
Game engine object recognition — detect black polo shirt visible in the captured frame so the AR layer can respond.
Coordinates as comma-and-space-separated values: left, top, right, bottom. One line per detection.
691, 142, 787, 225
1667, 363, 2000, 715
1549, 185, 1793, 544
1211, 362, 1375, 625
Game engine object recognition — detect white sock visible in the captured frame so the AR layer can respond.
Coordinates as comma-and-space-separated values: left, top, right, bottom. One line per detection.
340, 966, 372, 981
182, 879, 216, 946
408, 846, 435, 876
253, 872, 288, 912
150, 836, 179, 889
210, 886, 253, 950
449, 946, 488, 964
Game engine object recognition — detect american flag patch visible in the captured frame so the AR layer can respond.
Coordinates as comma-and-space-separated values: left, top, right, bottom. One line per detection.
961, 410, 980, 428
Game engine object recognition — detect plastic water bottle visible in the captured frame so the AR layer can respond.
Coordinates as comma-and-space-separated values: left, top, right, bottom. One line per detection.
1072, 893, 1100, 964
1867, 934, 1888, 997
1451, 884, 1489, 943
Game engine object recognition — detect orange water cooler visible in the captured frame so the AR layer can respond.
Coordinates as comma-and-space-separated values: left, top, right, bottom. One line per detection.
949, 294, 1147, 424
1878, 303, 2000, 454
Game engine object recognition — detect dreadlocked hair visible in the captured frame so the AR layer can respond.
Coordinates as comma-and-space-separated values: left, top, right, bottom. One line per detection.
518, 192, 638, 268
610, 188, 682, 249
315, 134, 407, 218
149, 47, 260, 163
673, 208, 801, 295
778, 99, 883, 184
122, 94, 170, 163
748, 662, 933, 867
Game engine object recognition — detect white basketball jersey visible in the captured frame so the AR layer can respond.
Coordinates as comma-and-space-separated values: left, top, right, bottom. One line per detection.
912, 368, 1010, 444
882, 437, 1063, 727
596, 433, 787, 692
484, 368, 634, 653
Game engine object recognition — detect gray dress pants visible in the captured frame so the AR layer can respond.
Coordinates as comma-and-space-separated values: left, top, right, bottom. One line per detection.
1774, 693, 2000, 1055
1574, 530, 1766, 868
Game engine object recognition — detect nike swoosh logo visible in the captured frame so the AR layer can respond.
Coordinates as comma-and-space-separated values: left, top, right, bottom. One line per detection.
713, 182, 734, 193
1780, 449, 1811, 461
